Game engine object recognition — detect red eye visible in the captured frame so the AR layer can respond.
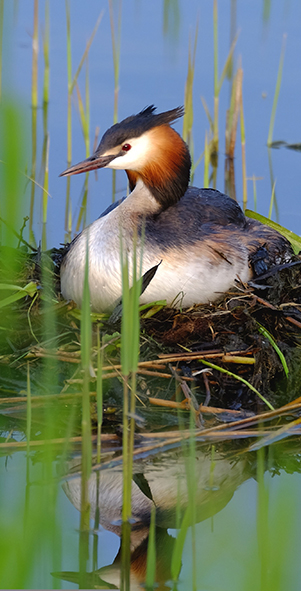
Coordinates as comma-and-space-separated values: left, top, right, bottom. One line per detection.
122, 143, 131, 151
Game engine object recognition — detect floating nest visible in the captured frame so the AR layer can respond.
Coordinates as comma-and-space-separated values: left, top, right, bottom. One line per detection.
34, 248, 301, 411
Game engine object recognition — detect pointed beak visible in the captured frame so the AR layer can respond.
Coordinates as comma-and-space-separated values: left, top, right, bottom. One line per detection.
60, 152, 117, 177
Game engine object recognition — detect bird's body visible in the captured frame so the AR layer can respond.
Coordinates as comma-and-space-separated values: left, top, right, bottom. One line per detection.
60, 106, 292, 312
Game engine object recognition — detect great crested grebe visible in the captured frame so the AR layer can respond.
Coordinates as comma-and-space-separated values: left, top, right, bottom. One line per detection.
60, 106, 292, 312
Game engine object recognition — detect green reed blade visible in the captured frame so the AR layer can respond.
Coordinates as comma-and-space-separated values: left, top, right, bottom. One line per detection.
252, 175, 258, 212
42, 0, 50, 106
29, 0, 39, 246
81, 245, 92, 430
31, 0, 38, 109
0, 102, 26, 252
109, 0, 122, 203
213, 0, 218, 100
79, 236, 92, 581
203, 131, 209, 187
256, 447, 270, 590
256, 322, 289, 377
267, 148, 279, 222
267, 34, 286, 147
64, 0, 73, 238
245, 209, 301, 254
240, 85, 247, 209
187, 406, 197, 591
225, 68, 237, 155
64, 4, 101, 235
226, 66, 243, 160
171, 504, 191, 582
70, 11, 103, 95
75, 76, 90, 157
201, 359, 274, 410
76, 83, 88, 144
263, 0, 271, 23
201, 96, 214, 132
26, 361, 32, 454
42, 133, 49, 250
145, 506, 156, 590
40, 250, 63, 585
212, 0, 238, 155
163, 0, 180, 40
0, 0, 4, 100
85, 59, 90, 154
65, 0, 72, 164
268, 179, 276, 219
96, 328, 103, 465
250, 416, 301, 452
120, 232, 142, 538
183, 20, 198, 155
218, 32, 239, 93
213, 0, 219, 148
109, 0, 122, 125
41, 2, 50, 248
0, 281, 38, 309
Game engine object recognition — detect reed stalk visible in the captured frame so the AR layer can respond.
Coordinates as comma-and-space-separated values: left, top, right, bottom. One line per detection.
226, 66, 242, 159
64, 0, 72, 238
213, 0, 219, 154
268, 180, 276, 220
267, 34, 286, 147
64, 4, 102, 238
79, 238, 92, 585
245, 209, 301, 254
187, 406, 197, 591
203, 131, 209, 187
40, 245, 62, 586
42, 134, 49, 250
267, 148, 279, 221
240, 83, 247, 209
163, 0, 180, 40
74, 63, 90, 232
120, 233, 142, 590
41, 1, 50, 249
109, 0, 122, 125
26, 361, 32, 457
29, 0, 39, 246
42, 1, 50, 106
96, 328, 103, 464
203, 1, 237, 168
252, 175, 258, 211
145, 506, 156, 590
0, 0, 4, 101
171, 505, 191, 582
183, 21, 198, 159
200, 359, 274, 410
256, 448, 270, 589
109, 0, 122, 202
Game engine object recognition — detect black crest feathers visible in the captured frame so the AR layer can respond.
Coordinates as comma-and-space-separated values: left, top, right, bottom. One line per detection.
96, 105, 184, 153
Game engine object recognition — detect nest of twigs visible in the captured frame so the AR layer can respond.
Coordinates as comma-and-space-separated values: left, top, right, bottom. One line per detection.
138, 259, 301, 412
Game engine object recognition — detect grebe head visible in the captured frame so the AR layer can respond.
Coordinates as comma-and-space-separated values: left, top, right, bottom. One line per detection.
60, 106, 191, 209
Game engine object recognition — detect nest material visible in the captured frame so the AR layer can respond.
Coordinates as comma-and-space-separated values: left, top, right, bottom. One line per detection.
140, 259, 301, 410
7, 247, 301, 412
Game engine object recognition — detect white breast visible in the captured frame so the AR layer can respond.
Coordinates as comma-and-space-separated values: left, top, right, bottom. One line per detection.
60, 212, 126, 311
61, 225, 251, 312
60, 183, 252, 312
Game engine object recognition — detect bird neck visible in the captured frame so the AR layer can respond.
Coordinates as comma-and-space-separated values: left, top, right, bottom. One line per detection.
126, 126, 191, 211
120, 178, 162, 218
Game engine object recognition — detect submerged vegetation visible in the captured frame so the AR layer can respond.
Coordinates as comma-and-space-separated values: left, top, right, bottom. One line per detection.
0, 1, 301, 590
